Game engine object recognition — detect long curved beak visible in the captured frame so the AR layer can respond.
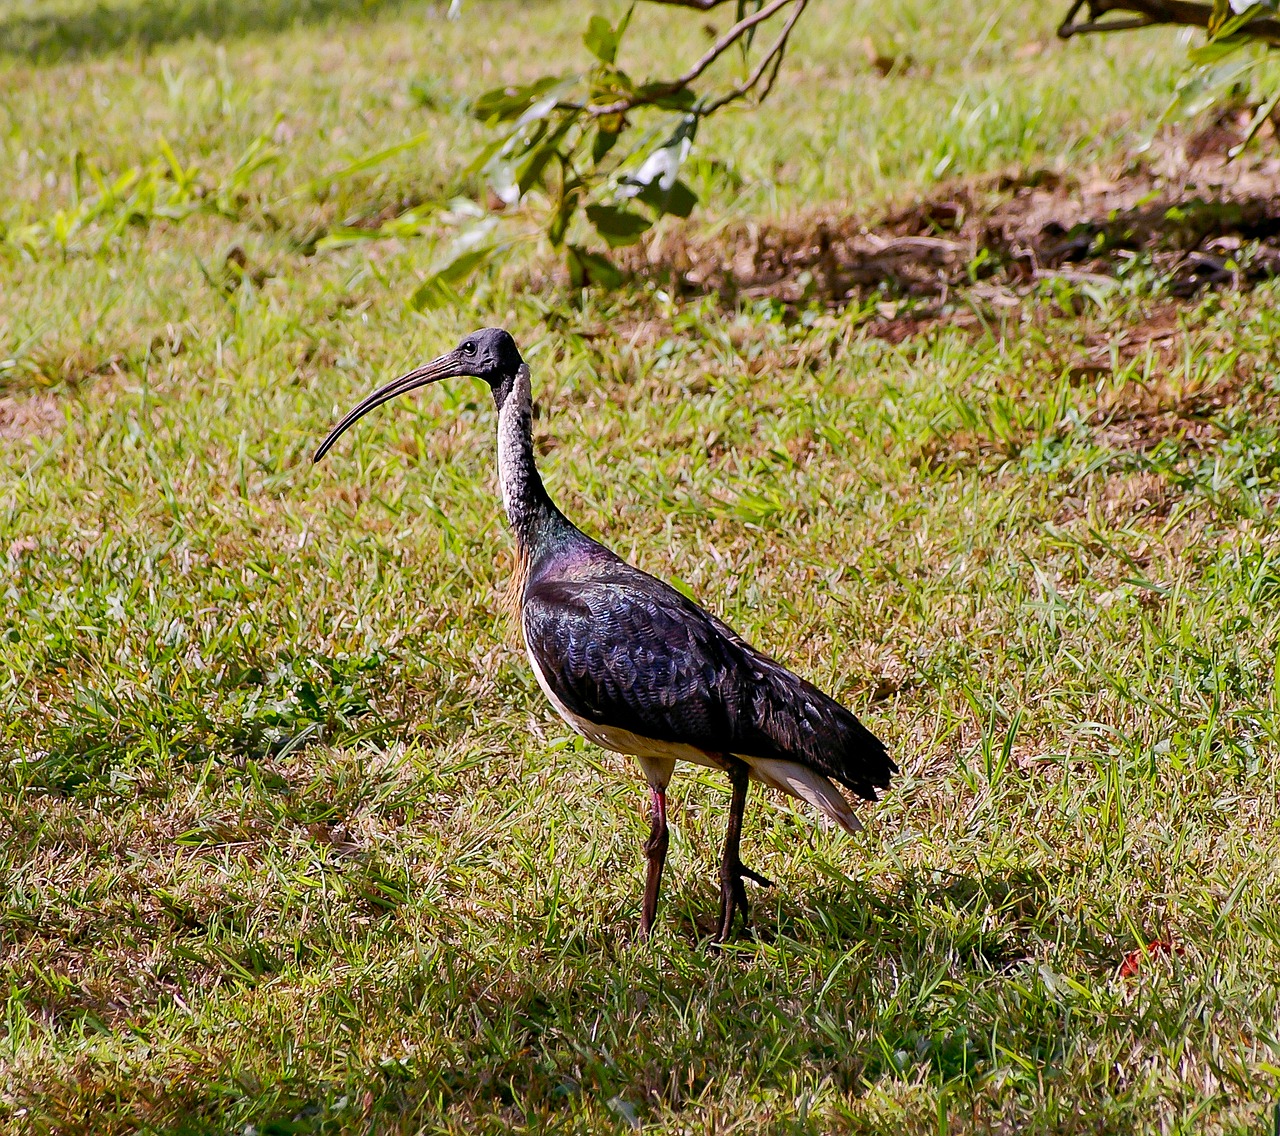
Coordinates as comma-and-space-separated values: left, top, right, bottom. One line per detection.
313, 350, 462, 462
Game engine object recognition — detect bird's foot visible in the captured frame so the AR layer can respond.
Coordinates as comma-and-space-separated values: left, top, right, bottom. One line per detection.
713, 859, 773, 945
740, 864, 775, 889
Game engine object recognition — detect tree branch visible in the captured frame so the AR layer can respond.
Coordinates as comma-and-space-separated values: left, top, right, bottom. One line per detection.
641, 0, 736, 8
700, 0, 808, 114
1058, 0, 1280, 44
585, 0, 805, 116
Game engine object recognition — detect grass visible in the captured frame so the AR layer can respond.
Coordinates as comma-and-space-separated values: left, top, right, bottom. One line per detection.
2, 0, 1280, 1132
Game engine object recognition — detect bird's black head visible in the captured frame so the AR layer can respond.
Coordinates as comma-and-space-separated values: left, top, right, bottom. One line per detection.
314, 327, 525, 461
452, 327, 523, 384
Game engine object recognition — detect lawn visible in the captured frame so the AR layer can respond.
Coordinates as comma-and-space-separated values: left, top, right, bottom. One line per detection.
2, 0, 1280, 1132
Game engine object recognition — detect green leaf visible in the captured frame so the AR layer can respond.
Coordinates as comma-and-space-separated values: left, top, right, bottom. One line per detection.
616, 4, 635, 43
289, 128, 432, 201
484, 156, 519, 206
666, 573, 697, 601
625, 114, 697, 190
1230, 86, 1280, 157
1188, 36, 1248, 65
410, 220, 504, 309
592, 125, 621, 165
635, 176, 697, 219
1169, 55, 1257, 120
509, 95, 561, 135
516, 143, 559, 196
584, 203, 651, 246
479, 81, 581, 202
548, 187, 581, 247
174, 827, 223, 847
501, 116, 550, 162
1206, 4, 1273, 41
459, 134, 508, 180
737, 0, 766, 57
471, 75, 565, 124
566, 244, 622, 288
633, 83, 697, 111
583, 6, 633, 65
512, 116, 574, 198
584, 15, 619, 64
357, 867, 408, 911
616, 114, 698, 217
410, 262, 478, 310
410, 248, 493, 308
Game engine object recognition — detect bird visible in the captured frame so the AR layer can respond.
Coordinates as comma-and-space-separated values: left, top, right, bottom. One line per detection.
314, 328, 895, 943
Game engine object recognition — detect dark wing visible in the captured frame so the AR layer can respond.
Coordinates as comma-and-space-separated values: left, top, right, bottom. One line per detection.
522, 569, 895, 800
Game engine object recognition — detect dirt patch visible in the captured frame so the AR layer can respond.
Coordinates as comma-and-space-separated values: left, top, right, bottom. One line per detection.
914, 301, 1260, 472
1100, 471, 1173, 520
0, 393, 63, 440
1090, 390, 1224, 454
1087, 328, 1259, 454
0, 346, 125, 403
627, 123, 1280, 311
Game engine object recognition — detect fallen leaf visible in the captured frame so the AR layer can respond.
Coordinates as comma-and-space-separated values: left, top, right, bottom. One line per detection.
1119, 938, 1184, 978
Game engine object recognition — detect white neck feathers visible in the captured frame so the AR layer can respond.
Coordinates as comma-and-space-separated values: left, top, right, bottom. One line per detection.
497, 363, 535, 529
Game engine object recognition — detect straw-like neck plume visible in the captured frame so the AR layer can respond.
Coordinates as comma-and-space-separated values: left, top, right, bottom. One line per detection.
494, 363, 564, 557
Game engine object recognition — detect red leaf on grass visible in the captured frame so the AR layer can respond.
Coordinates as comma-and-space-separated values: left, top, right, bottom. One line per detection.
1119, 938, 1184, 978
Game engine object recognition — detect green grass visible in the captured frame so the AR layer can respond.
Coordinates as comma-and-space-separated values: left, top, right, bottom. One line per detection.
3, 1, 1280, 1133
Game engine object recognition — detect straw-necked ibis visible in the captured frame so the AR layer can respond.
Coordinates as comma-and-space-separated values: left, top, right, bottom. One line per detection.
315, 328, 894, 942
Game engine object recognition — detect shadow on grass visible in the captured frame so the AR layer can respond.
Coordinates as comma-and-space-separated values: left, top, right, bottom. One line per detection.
9, 863, 1143, 1133
0, 0, 423, 63
248, 871, 1074, 1130
573, 865, 1075, 1077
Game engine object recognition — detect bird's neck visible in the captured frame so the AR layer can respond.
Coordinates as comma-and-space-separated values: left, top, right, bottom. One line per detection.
495, 363, 568, 556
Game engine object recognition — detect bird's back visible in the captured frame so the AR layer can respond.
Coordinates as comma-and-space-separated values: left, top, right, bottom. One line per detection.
521, 542, 895, 801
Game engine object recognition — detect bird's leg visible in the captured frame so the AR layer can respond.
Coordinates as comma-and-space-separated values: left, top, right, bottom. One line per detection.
640, 786, 669, 939
715, 758, 775, 944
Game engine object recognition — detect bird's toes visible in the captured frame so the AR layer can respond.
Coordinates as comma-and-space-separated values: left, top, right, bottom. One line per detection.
740, 865, 775, 889
712, 911, 740, 947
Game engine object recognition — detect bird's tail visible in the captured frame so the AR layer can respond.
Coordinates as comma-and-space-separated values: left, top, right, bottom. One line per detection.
742, 757, 864, 836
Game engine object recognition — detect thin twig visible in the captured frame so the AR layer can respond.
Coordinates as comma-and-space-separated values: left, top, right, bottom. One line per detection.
584, 0, 804, 117
699, 0, 808, 114
1059, 0, 1280, 43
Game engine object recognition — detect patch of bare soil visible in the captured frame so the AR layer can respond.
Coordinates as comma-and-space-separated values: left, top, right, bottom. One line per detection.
1089, 373, 1237, 454
0, 340, 147, 438
627, 122, 1280, 313
0, 393, 63, 440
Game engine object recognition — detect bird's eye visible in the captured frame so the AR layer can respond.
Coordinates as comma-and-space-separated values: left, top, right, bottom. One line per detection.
462, 341, 476, 355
